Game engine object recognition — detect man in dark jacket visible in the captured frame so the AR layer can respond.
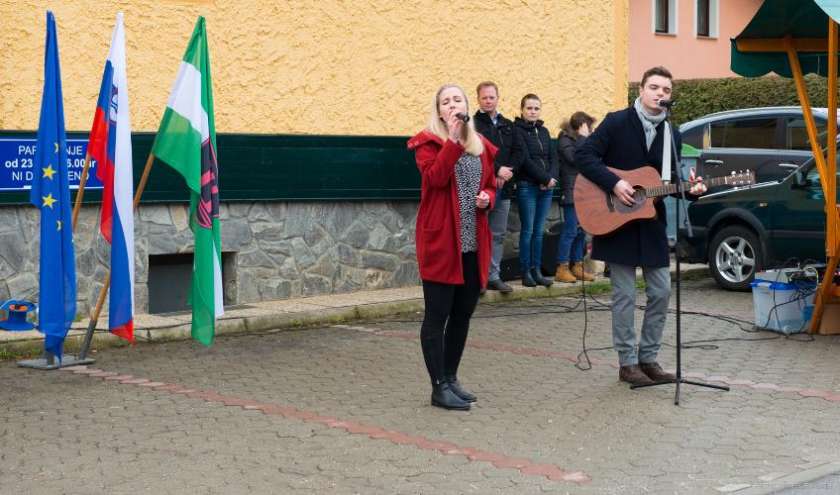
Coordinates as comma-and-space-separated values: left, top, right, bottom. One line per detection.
575, 66, 707, 387
473, 81, 516, 293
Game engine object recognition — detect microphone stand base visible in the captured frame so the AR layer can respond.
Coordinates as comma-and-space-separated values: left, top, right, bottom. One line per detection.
631, 377, 730, 406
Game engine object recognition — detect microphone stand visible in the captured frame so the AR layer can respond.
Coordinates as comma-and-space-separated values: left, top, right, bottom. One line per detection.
630, 105, 730, 405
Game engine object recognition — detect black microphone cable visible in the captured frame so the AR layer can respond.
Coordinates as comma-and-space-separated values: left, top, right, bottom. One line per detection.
574, 262, 617, 370
574, 267, 593, 370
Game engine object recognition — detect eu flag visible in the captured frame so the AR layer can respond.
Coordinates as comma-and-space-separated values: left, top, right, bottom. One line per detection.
30, 11, 77, 359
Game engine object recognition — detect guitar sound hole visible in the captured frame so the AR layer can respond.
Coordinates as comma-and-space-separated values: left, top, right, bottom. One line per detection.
614, 187, 646, 214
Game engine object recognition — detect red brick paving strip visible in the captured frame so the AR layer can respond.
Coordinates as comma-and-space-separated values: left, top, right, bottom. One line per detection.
60, 365, 591, 485
374, 330, 840, 403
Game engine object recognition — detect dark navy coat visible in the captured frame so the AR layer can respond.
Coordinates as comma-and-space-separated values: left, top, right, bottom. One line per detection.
511, 118, 560, 187
473, 110, 516, 196
557, 131, 581, 206
575, 106, 682, 268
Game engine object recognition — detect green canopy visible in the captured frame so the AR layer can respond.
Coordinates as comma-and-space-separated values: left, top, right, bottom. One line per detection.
731, 0, 840, 77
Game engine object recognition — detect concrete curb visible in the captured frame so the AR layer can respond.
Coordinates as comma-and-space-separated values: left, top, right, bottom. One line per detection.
0, 265, 709, 359
0, 282, 600, 358
137, 281, 606, 342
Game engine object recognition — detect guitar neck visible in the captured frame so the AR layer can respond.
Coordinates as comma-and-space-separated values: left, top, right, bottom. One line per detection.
645, 175, 733, 197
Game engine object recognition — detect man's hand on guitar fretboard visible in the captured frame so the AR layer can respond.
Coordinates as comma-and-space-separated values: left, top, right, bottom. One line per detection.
687, 167, 707, 195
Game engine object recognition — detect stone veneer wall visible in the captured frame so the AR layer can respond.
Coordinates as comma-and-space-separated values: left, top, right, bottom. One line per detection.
0, 201, 421, 315
0, 200, 560, 316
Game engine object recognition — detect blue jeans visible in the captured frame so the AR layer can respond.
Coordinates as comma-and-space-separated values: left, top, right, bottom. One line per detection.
556, 204, 586, 263
517, 181, 553, 273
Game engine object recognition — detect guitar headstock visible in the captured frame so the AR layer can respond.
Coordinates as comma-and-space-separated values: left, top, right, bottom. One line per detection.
724, 170, 756, 186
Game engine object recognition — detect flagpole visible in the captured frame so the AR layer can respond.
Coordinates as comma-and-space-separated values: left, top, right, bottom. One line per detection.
78, 151, 155, 360
71, 151, 92, 230
133, 151, 156, 209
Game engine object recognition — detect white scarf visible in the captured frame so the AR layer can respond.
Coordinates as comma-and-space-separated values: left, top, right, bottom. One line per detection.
633, 97, 671, 182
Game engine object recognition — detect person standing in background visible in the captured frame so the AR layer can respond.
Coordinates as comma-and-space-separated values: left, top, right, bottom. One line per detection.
473, 81, 515, 293
555, 111, 597, 283
511, 94, 558, 288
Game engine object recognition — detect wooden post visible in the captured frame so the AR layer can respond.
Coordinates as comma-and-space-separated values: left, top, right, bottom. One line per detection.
786, 37, 831, 190
71, 151, 91, 230
132, 152, 156, 210
807, 24, 840, 334
78, 152, 156, 359
828, 20, 839, 257
77, 271, 109, 360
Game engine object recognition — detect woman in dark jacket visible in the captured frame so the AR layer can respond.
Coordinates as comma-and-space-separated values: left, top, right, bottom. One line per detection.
407, 83, 497, 411
554, 111, 597, 283
511, 94, 559, 287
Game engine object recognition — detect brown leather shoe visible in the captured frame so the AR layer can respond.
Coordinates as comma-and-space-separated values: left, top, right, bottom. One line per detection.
639, 362, 676, 382
619, 365, 655, 386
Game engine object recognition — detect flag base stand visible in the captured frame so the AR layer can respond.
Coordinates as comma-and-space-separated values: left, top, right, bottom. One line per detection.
17, 352, 95, 370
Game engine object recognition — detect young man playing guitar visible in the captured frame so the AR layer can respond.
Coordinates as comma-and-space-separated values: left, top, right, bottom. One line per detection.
575, 66, 707, 387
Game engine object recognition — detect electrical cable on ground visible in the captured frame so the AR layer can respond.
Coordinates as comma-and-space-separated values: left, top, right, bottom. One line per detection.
370, 271, 819, 371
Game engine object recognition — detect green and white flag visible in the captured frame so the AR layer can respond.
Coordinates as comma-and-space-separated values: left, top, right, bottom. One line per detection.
152, 16, 222, 346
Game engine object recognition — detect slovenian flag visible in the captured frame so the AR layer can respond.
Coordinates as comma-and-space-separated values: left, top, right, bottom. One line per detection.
88, 13, 134, 342
152, 17, 222, 346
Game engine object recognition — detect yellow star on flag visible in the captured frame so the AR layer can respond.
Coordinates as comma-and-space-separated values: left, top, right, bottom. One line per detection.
42, 164, 56, 180
42, 193, 57, 209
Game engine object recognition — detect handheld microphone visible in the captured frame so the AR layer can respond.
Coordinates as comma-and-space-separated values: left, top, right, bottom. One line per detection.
455, 112, 470, 123
658, 99, 675, 109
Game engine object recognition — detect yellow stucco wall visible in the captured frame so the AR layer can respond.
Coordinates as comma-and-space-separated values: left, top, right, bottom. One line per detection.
1, 0, 629, 136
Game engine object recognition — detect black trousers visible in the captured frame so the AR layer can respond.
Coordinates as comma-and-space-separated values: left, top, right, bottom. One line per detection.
420, 252, 481, 385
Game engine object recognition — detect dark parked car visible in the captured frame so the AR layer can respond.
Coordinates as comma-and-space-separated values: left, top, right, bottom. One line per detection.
678, 153, 832, 290
680, 107, 838, 189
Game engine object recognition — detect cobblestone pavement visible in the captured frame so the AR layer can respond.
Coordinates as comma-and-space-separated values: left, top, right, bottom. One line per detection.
3, 277, 840, 494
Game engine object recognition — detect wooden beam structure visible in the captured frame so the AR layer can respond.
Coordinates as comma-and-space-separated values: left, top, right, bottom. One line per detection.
812, 20, 840, 334
828, 20, 838, 257
784, 36, 832, 198
738, 27, 840, 334
736, 37, 830, 53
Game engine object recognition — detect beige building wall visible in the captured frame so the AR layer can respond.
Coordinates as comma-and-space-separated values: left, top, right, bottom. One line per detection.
2, 0, 629, 136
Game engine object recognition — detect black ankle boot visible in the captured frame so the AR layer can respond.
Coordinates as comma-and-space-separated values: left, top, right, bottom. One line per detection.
431, 382, 470, 410
445, 376, 476, 403
531, 268, 553, 287
522, 270, 537, 287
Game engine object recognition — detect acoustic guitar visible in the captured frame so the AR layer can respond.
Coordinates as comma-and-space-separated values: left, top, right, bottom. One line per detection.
573, 166, 755, 236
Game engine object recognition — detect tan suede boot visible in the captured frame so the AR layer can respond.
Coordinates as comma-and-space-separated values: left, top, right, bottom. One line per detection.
571, 262, 595, 281
554, 264, 577, 283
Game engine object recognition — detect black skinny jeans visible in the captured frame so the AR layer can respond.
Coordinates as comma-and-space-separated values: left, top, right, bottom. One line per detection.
420, 252, 481, 385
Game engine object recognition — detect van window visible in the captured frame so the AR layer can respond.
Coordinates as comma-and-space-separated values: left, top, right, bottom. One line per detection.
786, 117, 827, 150
710, 118, 777, 148
681, 124, 704, 148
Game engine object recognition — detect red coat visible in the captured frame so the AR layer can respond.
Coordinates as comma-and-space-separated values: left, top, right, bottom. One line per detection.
407, 130, 498, 287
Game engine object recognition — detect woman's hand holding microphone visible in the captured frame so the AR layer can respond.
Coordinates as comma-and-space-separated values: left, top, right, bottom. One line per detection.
447, 111, 464, 144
